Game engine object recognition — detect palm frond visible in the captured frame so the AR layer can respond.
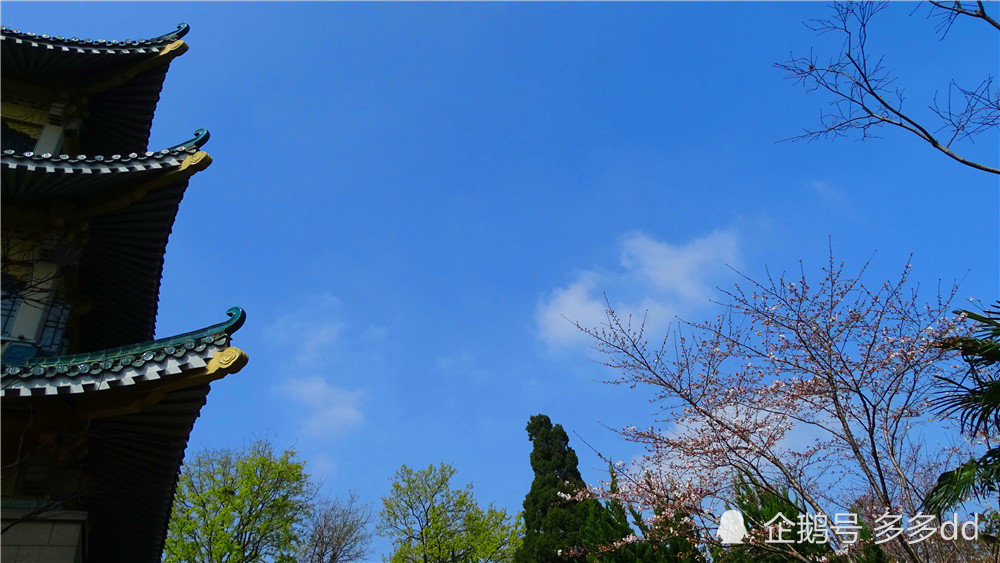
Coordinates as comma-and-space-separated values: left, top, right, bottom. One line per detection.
927, 303, 1000, 515
939, 303, 1000, 372
923, 448, 1000, 516
934, 379, 1000, 437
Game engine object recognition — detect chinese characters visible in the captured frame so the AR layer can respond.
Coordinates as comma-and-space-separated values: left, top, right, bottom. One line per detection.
755, 512, 979, 545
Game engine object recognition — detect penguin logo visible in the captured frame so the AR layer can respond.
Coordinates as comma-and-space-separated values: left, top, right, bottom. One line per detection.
717, 509, 748, 545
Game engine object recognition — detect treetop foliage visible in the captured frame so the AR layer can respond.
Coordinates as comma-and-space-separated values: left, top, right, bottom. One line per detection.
165, 440, 315, 563
378, 462, 522, 563
516, 414, 591, 563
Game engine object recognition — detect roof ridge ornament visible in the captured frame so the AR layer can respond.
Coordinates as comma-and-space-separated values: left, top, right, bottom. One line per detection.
157, 23, 190, 42
167, 128, 210, 151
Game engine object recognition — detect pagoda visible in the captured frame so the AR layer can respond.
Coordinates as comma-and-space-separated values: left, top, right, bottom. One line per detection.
0, 23, 248, 562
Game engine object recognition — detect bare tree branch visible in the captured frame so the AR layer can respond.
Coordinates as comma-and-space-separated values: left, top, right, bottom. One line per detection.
298, 491, 373, 563
777, 1, 999, 175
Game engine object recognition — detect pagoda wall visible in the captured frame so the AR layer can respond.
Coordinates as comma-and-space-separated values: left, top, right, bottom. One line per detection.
0, 509, 86, 563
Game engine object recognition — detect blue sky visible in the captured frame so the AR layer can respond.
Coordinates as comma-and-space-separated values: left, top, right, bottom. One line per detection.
3, 1, 997, 558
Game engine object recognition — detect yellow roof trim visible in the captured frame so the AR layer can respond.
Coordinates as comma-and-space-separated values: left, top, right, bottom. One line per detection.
81, 40, 189, 97
77, 346, 248, 420
80, 150, 212, 218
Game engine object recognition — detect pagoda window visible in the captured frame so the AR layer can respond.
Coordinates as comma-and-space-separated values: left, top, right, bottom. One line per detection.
1, 296, 21, 337
1, 278, 25, 337
37, 300, 71, 357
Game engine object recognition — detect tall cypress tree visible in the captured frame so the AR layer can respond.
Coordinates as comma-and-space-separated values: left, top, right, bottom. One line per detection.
515, 414, 591, 562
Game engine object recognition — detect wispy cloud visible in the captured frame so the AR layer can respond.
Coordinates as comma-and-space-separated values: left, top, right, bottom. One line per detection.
535, 271, 608, 349
284, 376, 365, 437
433, 350, 475, 372
536, 229, 740, 350
808, 180, 848, 209
268, 293, 344, 368
307, 453, 338, 482
268, 294, 366, 437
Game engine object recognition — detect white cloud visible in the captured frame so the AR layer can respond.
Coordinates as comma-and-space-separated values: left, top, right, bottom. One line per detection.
809, 180, 848, 208
268, 293, 344, 368
537, 229, 740, 350
284, 376, 364, 436
536, 271, 607, 348
297, 323, 343, 366
621, 231, 739, 301
267, 295, 366, 437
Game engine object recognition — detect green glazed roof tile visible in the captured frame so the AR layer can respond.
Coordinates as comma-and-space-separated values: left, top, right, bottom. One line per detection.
1, 307, 245, 397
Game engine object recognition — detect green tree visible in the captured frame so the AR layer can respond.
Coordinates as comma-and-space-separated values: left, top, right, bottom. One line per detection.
164, 440, 315, 563
582, 466, 702, 562
713, 477, 825, 563
515, 414, 592, 562
377, 462, 522, 562
710, 476, 889, 563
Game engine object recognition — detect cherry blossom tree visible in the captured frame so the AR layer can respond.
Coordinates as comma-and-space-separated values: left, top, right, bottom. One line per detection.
579, 255, 981, 562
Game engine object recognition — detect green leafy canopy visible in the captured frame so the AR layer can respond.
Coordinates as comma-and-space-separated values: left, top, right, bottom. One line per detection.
378, 462, 522, 563
164, 440, 315, 563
